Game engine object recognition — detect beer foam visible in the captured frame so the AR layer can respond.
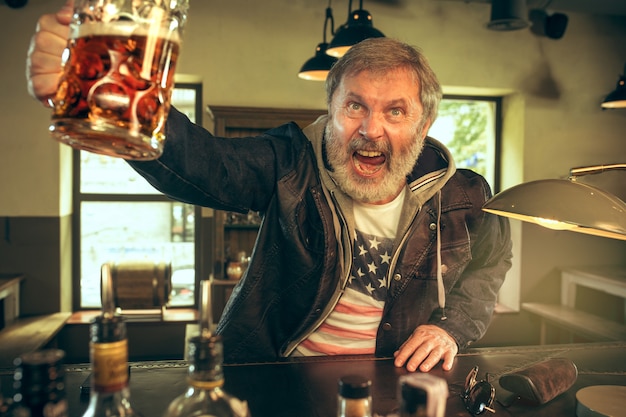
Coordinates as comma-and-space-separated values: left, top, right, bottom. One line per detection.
71, 21, 181, 44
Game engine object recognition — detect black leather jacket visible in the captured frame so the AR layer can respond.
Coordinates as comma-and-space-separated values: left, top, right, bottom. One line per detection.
131, 108, 512, 363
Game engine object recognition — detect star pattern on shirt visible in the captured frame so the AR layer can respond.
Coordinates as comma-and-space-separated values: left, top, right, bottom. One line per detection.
348, 230, 394, 302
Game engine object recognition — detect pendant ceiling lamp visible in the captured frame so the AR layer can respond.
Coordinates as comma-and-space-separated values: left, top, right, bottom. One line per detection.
487, 0, 530, 31
483, 164, 626, 241
298, 4, 338, 81
326, 0, 385, 58
601, 62, 626, 109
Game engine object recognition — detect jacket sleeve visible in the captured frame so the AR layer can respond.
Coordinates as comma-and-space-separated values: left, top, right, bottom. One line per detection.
128, 106, 309, 212
431, 172, 513, 349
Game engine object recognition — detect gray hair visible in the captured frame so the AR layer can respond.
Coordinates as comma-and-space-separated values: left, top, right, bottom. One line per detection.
325, 37, 442, 125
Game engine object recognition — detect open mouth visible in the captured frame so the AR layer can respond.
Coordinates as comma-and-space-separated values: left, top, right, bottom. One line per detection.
353, 149, 386, 176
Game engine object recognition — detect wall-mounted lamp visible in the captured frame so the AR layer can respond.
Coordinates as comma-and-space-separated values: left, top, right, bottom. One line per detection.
298, 5, 338, 81
483, 164, 626, 241
486, 0, 530, 31
529, 9, 568, 40
601, 63, 626, 109
326, 0, 385, 58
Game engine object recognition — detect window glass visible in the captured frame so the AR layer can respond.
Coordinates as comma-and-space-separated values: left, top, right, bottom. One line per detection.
78, 85, 201, 309
430, 98, 498, 192
80, 153, 160, 194
80, 201, 195, 307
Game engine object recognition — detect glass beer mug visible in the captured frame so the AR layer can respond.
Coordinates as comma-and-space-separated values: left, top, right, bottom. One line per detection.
49, 0, 189, 160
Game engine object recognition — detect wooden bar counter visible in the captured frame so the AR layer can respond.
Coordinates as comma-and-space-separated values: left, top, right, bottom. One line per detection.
1, 341, 625, 416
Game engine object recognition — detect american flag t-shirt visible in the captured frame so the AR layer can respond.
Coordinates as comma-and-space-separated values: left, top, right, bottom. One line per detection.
296, 189, 404, 356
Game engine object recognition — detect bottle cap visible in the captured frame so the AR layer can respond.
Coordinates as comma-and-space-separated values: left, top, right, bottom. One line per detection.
338, 375, 371, 399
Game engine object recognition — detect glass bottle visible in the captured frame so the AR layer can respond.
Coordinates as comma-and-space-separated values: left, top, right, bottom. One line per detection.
10, 349, 68, 417
80, 314, 143, 417
81, 263, 143, 417
164, 334, 249, 417
337, 375, 372, 417
164, 279, 250, 417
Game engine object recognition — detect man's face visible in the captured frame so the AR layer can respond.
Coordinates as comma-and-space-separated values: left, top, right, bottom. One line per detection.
325, 67, 431, 205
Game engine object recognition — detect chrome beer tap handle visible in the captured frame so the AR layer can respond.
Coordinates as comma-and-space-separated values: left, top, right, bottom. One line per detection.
100, 262, 116, 319
199, 277, 213, 338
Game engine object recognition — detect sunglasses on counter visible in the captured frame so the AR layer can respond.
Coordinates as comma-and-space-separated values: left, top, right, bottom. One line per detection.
461, 365, 496, 415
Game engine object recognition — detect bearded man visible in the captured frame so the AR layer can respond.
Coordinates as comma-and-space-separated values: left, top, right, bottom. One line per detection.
26, 3, 512, 372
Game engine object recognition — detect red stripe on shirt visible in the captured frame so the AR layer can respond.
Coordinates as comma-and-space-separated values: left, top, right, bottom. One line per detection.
334, 299, 382, 316
317, 322, 378, 340
298, 338, 375, 355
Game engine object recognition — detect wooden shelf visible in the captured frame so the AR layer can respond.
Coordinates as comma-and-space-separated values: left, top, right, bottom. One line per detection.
523, 267, 626, 345
561, 267, 626, 320
522, 302, 626, 343
207, 106, 326, 316
0, 274, 24, 328
0, 312, 71, 368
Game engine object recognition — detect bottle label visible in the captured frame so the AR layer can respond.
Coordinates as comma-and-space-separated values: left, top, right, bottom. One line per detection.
187, 377, 224, 390
90, 340, 129, 393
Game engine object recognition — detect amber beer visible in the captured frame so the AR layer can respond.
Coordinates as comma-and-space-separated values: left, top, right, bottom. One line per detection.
50, 22, 180, 160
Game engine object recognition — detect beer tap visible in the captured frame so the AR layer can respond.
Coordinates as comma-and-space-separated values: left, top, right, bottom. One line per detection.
100, 262, 117, 319
198, 278, 213, 338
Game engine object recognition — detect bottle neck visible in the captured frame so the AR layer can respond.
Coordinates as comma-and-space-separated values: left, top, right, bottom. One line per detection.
89, 316, 129, 395
88, 386, 132, 402
186, 335, 225, 387
90, 339, 129, 394
186, 378, 224, 391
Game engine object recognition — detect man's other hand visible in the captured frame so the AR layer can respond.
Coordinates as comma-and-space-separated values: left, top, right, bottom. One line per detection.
393, 324, 458, 372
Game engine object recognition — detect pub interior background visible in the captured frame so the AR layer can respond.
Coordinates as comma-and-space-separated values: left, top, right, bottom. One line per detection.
0, 0, 625, 362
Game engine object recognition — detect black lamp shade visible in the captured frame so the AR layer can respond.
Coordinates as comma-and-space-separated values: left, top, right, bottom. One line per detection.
298, 43, 338, 81
487, 0, 530, 31
326, 9, 384, 58
601, 75, 626, 109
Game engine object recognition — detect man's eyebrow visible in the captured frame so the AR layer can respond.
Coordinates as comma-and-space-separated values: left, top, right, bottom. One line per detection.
387, 98, 409, 107
342, 94, 408, 107
343, 92, 363, 102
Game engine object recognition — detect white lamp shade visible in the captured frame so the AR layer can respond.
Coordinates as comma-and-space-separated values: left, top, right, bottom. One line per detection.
483, 179, 626, 241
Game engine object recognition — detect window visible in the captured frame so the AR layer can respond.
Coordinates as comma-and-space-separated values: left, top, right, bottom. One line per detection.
431, 95, 501, 193
74, 83, 202, 309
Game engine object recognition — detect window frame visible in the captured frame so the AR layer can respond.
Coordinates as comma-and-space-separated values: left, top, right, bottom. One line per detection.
71, 82, 203, 311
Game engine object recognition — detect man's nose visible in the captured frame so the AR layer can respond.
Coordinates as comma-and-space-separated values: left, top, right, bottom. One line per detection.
358, 112, 385, 140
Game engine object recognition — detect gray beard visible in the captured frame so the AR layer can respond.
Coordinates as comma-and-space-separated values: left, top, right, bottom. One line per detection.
324, 123, 425, 204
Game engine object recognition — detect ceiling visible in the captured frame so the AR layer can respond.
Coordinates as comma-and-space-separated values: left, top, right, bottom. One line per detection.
440, 0, 626, 16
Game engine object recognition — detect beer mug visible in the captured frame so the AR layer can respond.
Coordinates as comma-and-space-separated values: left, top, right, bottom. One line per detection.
49, 0, 189, 160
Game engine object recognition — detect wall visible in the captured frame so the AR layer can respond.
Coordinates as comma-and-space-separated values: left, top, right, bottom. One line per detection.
0, 0, 625, 347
